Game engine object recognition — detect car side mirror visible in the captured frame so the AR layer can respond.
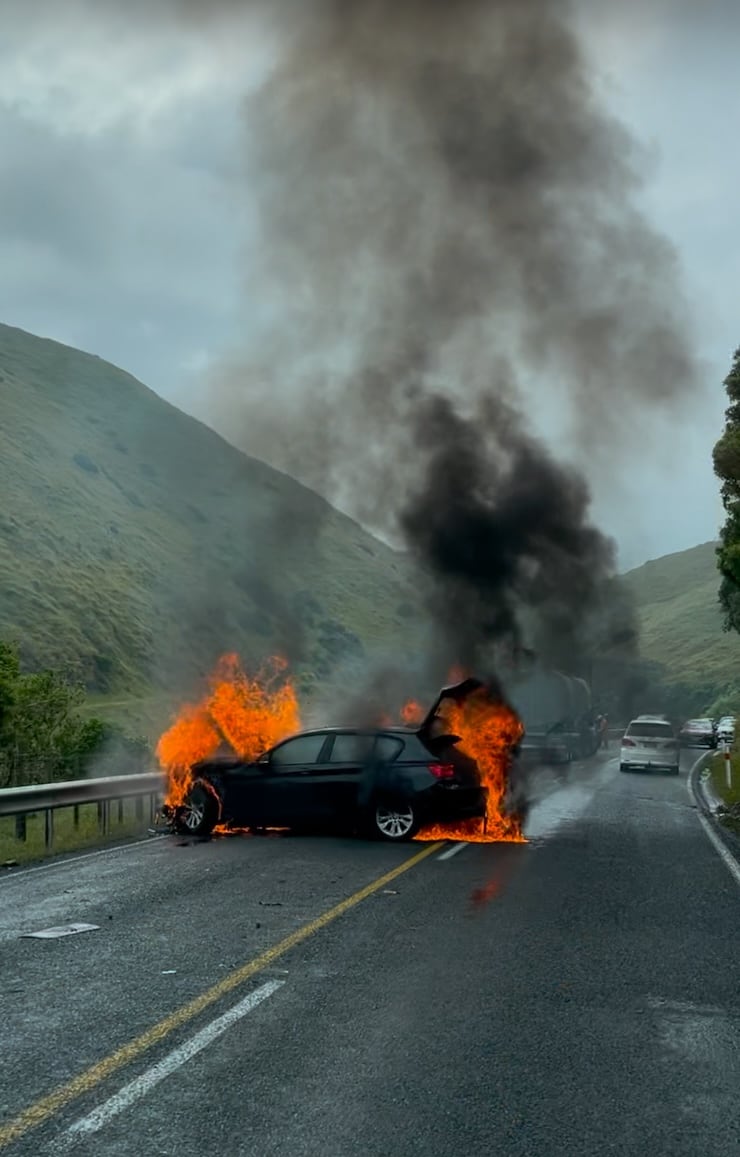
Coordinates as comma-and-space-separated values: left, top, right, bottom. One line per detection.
257, 754, 270, 766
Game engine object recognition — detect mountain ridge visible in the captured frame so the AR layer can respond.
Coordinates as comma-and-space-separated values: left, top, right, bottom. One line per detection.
0, 321, 424, 726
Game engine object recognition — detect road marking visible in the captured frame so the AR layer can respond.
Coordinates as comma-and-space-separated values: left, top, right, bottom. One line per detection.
438, 841, 468, 860
687, 755, 740, 890
693, 807, 740, 888
0, 835, 167, 882
0, 840, 442, 1149
64, 980, 284, 1141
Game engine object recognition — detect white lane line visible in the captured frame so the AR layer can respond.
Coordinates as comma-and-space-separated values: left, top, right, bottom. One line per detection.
687, 756, 740, 890
693, 808, 740, 889
438, 841, 468, 861
64, 979, 284, 1141
0, 835, 167, 883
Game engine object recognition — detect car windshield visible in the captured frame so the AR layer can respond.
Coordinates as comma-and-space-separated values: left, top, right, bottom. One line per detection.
626, 722, 674, 738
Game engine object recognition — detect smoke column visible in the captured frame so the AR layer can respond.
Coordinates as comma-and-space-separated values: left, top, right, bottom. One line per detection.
202, 0, 699, 674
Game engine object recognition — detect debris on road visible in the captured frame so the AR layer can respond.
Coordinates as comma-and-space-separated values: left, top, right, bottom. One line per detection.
22, 923, 100, 939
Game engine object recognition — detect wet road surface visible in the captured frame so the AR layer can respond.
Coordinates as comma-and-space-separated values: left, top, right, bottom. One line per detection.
1, 749, 738, 1156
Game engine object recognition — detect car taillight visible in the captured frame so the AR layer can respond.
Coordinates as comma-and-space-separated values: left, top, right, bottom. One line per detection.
622, 738, 636, 747
428, 763, 455, 779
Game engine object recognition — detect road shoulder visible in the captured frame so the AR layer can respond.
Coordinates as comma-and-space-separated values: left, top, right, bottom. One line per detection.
689, 750, 740, 886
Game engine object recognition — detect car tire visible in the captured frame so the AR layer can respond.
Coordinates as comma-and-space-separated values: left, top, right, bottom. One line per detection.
619, 763, 630, 772
174, 781, 220, 837
671, 765, 680, 775
370, 798, 420, 842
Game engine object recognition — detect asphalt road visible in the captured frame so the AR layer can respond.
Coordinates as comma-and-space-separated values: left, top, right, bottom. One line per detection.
1, 748, 738, 1156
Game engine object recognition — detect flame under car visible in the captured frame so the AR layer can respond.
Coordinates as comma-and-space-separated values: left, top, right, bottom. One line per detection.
166, 724, 488, 842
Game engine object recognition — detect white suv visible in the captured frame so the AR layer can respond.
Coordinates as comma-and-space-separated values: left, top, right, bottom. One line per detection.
620, 717, 679, 775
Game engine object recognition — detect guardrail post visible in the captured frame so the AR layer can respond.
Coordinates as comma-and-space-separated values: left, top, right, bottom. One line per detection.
45, 808, 54, 849
97, 801, 104, 832
102, 799, 110, 835
73, 805, 80, 828
135, 796, 143, 822
14, 814, 26, 842
117, 798, 124, 825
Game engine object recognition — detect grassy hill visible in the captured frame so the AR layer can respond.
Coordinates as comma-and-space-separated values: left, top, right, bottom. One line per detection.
624, 540, 740, 710
0, 323, 425, 737
3, 320, 736, 738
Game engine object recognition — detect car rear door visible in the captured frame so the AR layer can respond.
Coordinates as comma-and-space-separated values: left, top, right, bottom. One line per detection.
317, 732, 378, 817
257, 733, 333, 826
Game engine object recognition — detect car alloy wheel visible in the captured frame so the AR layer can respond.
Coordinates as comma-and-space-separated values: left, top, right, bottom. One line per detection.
374, 802, 416, 840
182, 797, 205, 831
175, 782, 219, 837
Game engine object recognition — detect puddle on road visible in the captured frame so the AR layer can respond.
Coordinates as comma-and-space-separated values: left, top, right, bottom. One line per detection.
522, 758, 624, 841
524, 782, 600, 840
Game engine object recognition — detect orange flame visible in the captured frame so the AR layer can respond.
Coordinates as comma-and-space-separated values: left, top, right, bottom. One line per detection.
414, 683, 525, 844
158, 654, 523, 845
157, 654, 301, 808
400, 699, 425, 725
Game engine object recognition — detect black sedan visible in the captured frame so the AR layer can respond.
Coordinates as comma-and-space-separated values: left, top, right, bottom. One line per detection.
168, 682, 488, 842
170, 726, 487, 842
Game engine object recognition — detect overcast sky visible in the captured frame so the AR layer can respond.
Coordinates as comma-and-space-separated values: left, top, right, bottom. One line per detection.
0, 2, 736, 570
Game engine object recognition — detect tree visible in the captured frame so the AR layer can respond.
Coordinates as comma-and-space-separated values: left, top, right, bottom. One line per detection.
0, 641, 148, 787
713, 347, 740, 631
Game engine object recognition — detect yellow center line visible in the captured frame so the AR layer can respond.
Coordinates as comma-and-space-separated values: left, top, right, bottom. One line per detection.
0, 841, 443, 1149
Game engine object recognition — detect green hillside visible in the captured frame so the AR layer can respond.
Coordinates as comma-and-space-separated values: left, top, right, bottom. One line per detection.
0, 323, 424, 736
624, 540, 740, 707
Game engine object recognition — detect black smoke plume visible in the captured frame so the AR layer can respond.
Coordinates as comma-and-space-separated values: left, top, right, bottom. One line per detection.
201, 0, 698, 677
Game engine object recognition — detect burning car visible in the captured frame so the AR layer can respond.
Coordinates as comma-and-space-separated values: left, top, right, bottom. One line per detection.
164, 680, 489, 842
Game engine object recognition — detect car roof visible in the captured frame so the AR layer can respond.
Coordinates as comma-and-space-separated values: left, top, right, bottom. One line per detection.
633, 715, 670, 723
288, 726, 420, 738
192, 726, 424, 767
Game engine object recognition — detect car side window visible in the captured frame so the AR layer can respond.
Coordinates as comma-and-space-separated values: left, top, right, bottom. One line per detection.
269, 734, 328, 769
373, 735, 404, 762
329, 733, 375, 763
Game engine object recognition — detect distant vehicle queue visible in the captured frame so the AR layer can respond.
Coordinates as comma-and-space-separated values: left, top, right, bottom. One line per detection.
619, 713, 735, 776
507, 661, 736, 771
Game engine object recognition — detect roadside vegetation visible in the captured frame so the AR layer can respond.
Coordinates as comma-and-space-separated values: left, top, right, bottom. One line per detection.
714, 346, 740, 634
708, 748, 740, 835
0, 799, 152, 867
0, 640, 149, 789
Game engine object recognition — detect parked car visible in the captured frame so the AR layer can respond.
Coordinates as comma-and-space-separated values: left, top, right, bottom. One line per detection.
168, 680, 489, 842
620, 717, 680, 774
678, 718, 717, 749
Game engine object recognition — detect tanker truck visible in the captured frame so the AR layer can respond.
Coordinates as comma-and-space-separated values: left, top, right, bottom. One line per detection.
508, 667, 597, 764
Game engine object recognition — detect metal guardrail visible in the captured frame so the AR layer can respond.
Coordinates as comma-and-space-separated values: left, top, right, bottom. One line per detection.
0, 772, 166, 851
